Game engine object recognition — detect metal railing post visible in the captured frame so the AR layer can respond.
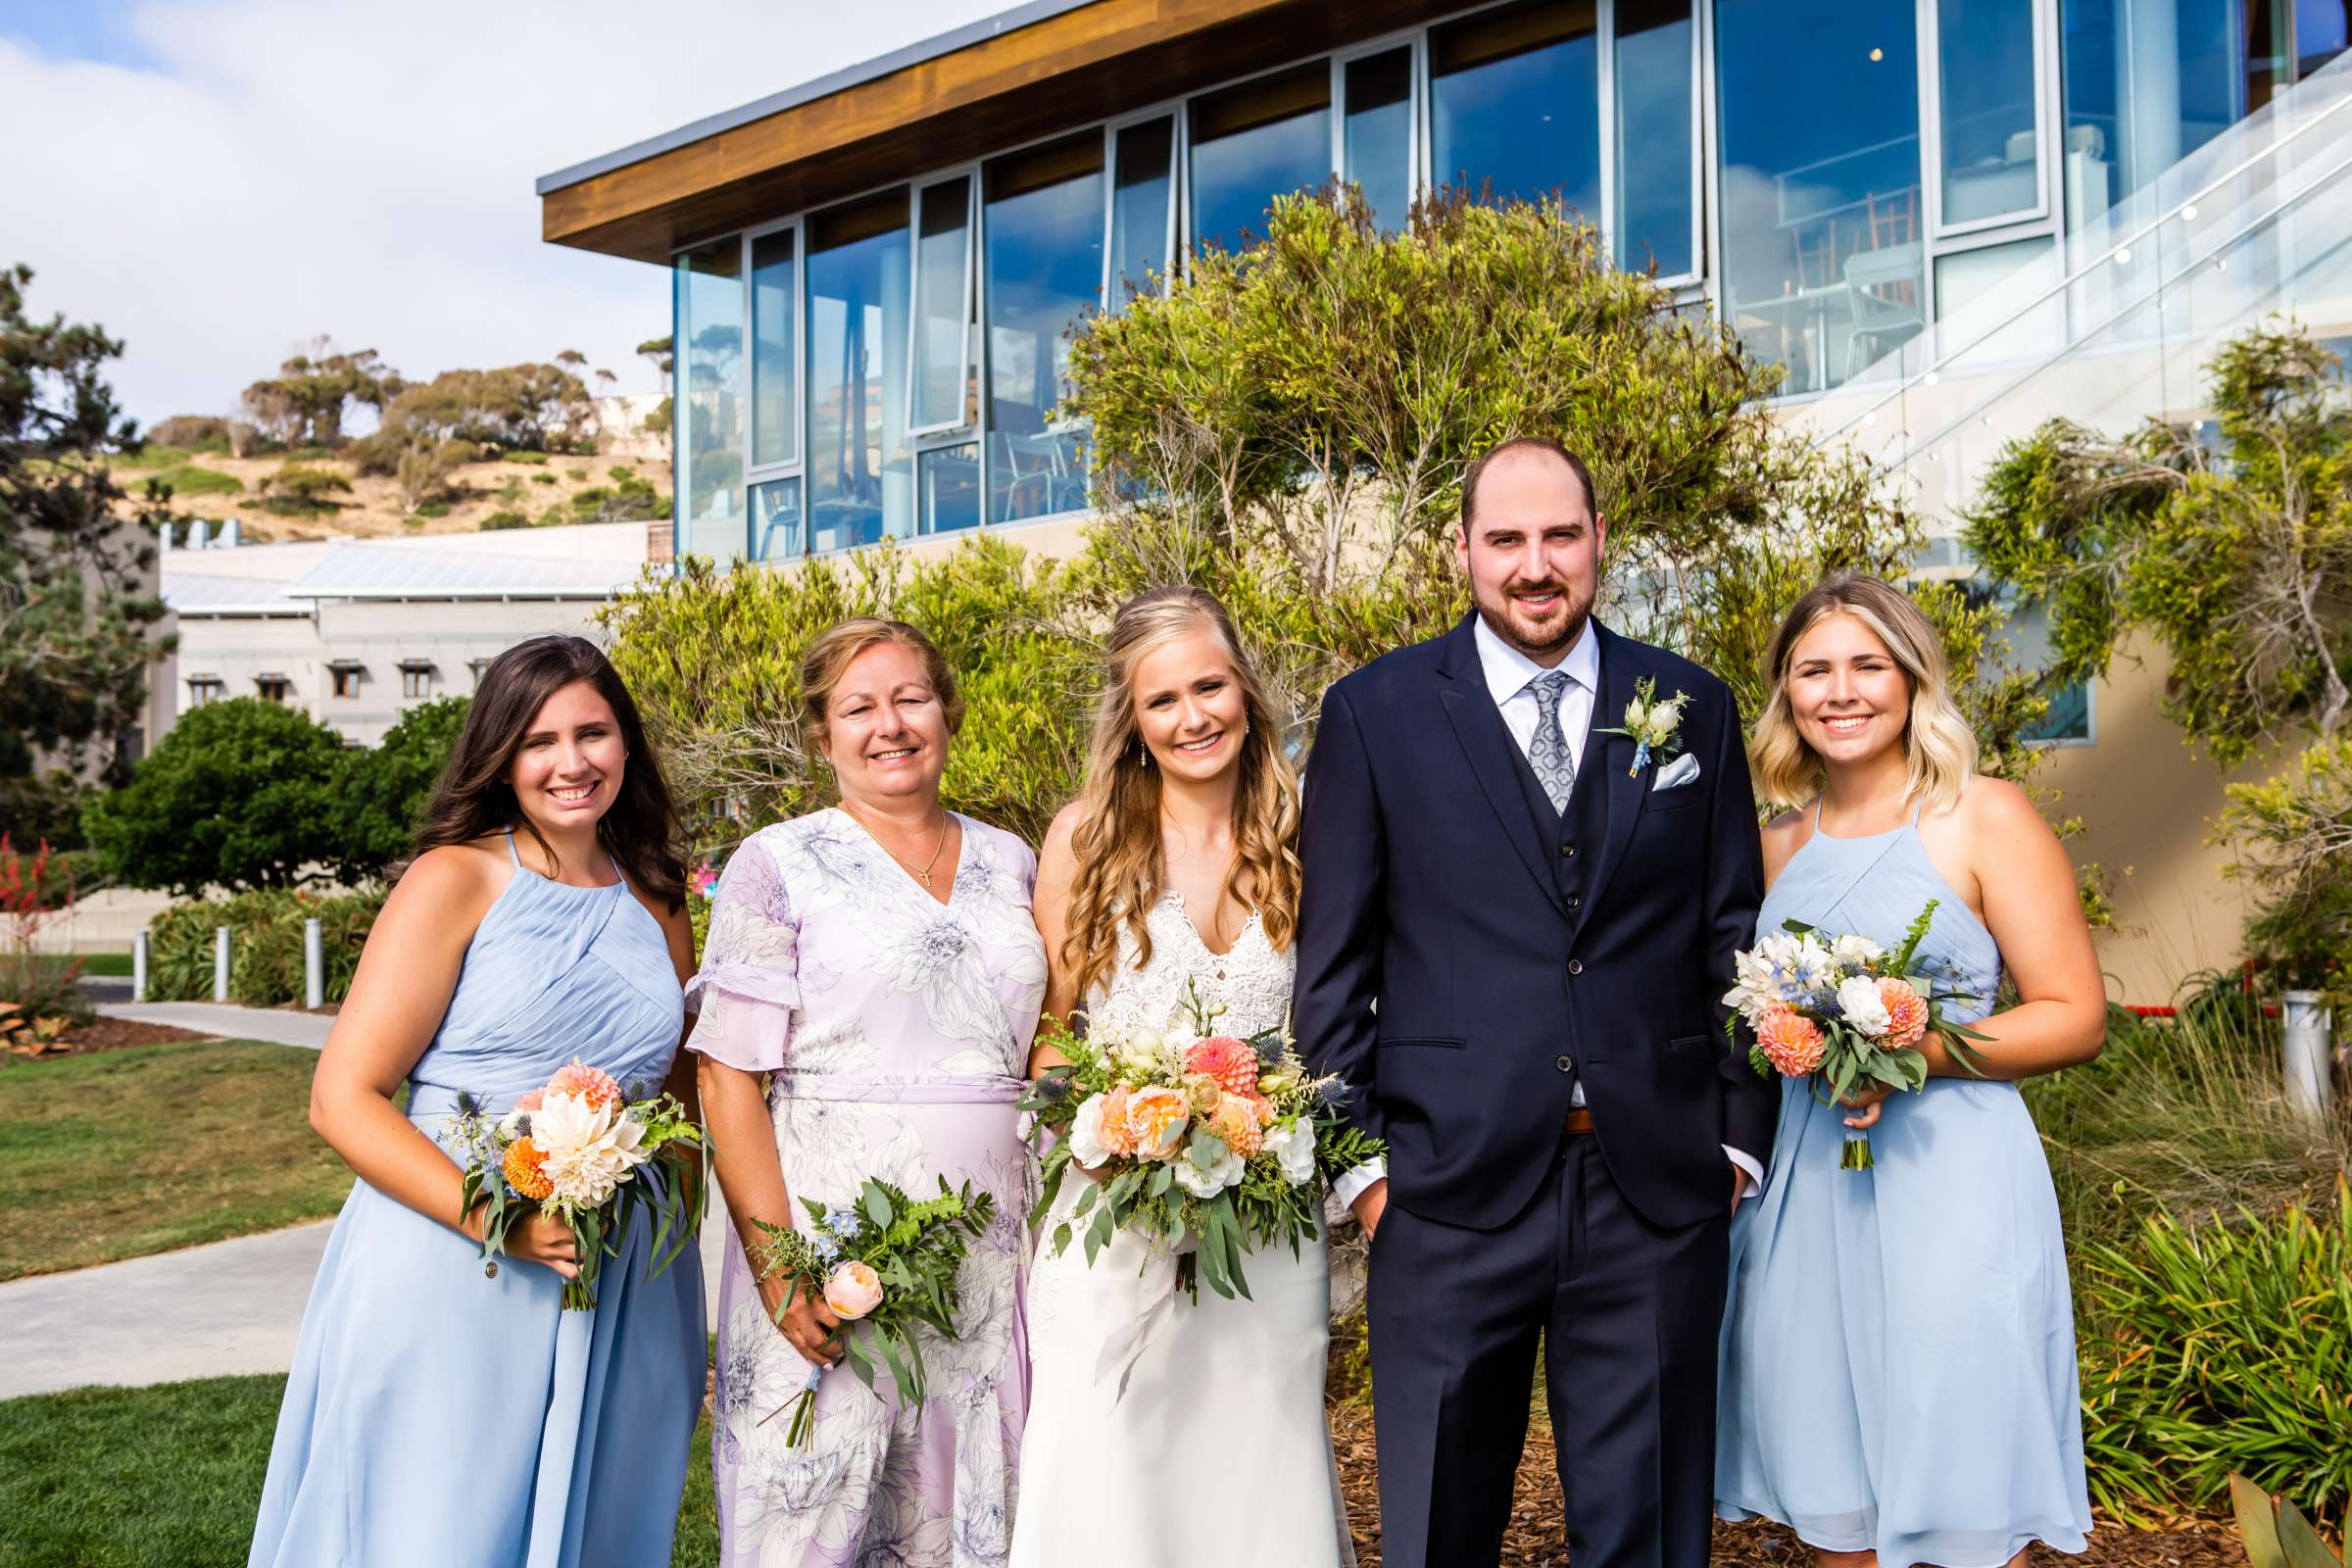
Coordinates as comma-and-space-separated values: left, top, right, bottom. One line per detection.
133, 930, 150, 1003
214, 926, 230, 1004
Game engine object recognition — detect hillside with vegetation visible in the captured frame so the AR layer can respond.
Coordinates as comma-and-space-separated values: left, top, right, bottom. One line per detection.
118, 336, 673, 543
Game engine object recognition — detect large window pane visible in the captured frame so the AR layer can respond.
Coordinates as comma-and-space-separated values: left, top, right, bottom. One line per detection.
808, 190, 910, 552
1934, 235, 2062, 364
2061, 0, 2286, 221
1430, 0, 1599, 215
752, 476, 803, 562
1941, 0, 2042, 224
2299, 0, 2350, 74
911, 177, 976, 431
1344, 47, 1414, 229
1717, 0, 1922, 394
921, 443, 982, 534
751, 229, 797, 469
1614, 0, 1695, 276
985, 132, 1104, 525
1108, 118, 1175, 301
676, 239, 745, 560
1190, 63, 1332, 255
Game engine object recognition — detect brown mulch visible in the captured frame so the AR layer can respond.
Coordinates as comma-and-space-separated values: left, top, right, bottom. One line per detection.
2, 1016, 206, 1064
1325, 1394, 2245, 1568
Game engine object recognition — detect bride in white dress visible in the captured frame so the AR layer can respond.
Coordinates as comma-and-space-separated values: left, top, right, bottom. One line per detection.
1011, 586, 1374, 1568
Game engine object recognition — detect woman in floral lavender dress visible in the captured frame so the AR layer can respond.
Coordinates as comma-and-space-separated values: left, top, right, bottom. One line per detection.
690, 618, 1047, 1568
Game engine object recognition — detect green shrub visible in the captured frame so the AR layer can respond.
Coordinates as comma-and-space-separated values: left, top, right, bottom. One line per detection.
415, 501, 452, 518
84, 700, 346, 895
146, 888, 382, 1006
2078, 1194, 2352, 1526
508, 449, 548, 465
479, 510, 530, 531
531, 472, 557, 487
144, 416, 231, 452
144, 464, 243, 498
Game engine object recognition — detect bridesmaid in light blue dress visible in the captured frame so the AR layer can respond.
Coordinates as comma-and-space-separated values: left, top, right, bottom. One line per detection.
252, 636, 706, 1568
1716, 575, 2106, 1568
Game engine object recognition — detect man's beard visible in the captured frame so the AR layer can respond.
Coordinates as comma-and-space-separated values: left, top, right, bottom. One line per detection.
1475, 580, 1593, 661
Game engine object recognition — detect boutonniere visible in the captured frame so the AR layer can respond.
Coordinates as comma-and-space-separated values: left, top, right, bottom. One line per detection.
1592, 676, 1690, 776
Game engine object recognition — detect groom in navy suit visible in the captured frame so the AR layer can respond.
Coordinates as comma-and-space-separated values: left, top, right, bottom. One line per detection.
1297, 436, 1774, 1568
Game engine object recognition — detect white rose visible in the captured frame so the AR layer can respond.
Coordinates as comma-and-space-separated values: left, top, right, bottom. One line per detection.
1067, 1094, 1114, 1170
1831, 933, 1885, 969
1836, 975, 1893, 1037
1261, 1119, 1318, 1186
1171, 1136, 1246, 1199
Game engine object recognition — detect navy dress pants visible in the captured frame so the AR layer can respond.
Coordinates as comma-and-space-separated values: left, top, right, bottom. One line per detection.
1366, 1135, 1731, 1568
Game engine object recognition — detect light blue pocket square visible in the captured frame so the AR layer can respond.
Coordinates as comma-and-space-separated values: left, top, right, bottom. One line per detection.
1651, 753, 1702, 791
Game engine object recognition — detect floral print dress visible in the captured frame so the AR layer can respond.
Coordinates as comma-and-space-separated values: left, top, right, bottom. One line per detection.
688, 808, 1047, 1568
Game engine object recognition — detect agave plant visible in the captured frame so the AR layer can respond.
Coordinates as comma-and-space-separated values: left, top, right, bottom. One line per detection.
2235, 1475, 2344, 1568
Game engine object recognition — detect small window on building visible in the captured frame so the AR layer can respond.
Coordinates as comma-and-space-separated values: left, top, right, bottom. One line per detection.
328, 662, 365, 699
254, 674, 290, 704
186, 675, 225, 707
398, 660, 435, 699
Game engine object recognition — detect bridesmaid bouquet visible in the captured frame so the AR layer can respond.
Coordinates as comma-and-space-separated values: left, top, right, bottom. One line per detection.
749, 1175, 997, 1446
1019, 978, 1384, 1303
1725, 901, 1991, 1170
451, 1059, 706, 1309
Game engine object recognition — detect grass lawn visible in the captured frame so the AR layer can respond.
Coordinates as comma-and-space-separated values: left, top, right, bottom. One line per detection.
0, 1376, 721, 1567
70, 953, 133, 978
0, 1040, 353, 1282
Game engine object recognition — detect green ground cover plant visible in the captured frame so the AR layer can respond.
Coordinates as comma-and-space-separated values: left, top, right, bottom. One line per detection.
0, 1377, 717, 1567
71, 953, 131, 977
0, 1040, 352, 1281
142, 463, 243, 498
143, 889, 381, 1007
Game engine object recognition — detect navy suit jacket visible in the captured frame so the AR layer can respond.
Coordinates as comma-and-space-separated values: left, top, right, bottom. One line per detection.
1295, 613, 1775, 1232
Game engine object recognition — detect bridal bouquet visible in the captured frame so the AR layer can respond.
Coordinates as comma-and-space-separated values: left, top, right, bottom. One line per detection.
750, 1175, 996, 1447
1725, 900, 1990, 1170
451, 1059, 705, 1309
1019, 979, 1384, 1303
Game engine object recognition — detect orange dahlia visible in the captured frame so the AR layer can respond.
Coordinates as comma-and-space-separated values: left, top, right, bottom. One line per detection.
546, 1059, 620, 1111
1756, 1005, 1828, 1077
1207, 1093, 1265, 1157
1121, 1086, 1192, 1161
1877, 977, 1929, 1050
1186, 1036, 1261, 1099
503, 1137, 554, 1200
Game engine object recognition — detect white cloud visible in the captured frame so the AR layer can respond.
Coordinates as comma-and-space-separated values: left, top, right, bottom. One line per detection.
0, 0, 1006, 425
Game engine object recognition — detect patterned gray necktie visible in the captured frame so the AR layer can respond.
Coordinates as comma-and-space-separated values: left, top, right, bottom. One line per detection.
1527, 668, 1576, 815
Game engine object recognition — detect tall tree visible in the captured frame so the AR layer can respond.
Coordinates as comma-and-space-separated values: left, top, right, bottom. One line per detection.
0, 263, 171, 797
239, 339, 403, 449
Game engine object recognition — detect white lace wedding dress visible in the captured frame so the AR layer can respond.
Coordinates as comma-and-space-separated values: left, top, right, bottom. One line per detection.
1010, 891, 1355, 1567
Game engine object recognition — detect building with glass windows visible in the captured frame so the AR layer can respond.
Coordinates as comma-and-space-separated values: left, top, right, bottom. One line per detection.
538, 0, 2352, 996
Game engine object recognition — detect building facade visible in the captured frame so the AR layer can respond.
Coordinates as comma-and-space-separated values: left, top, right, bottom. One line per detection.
160, 520, 657, 746
537, 0, 2352, 1000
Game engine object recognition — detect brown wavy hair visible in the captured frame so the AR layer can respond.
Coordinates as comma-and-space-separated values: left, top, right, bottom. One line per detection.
798, 617, 965, 754
407, 634, 686, 907
1062, 587, 1301, 1004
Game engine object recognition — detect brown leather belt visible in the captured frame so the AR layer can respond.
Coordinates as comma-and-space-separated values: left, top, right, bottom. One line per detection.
1564, 1106, 1594, 1136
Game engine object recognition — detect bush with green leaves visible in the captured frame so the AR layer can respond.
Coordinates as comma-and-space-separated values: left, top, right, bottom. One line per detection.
144, 887, 381, 1006
1969, 322, 2351, 973
602, 541, 1086, 853
2078, 1193, 2352, 1527
480, 509, 530, 531
257, 463, 352, 517
331, 697, 466, 884
84, 698, 344, 895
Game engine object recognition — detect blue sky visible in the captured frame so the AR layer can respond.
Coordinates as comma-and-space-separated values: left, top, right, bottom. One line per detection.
0, 0, 1004, 425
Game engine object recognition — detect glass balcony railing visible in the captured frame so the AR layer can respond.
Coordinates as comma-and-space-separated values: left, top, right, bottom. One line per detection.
1785, 47, 2352, 528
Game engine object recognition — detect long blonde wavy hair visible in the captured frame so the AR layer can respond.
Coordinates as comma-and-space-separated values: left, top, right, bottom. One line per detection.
1063, 587, 1302, 1006
1750, 571, 1981, 812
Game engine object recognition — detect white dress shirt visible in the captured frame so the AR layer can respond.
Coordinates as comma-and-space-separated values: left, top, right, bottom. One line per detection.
1470, 615, 1764, 1200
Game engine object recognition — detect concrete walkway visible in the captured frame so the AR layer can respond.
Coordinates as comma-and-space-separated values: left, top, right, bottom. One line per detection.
98, 1001, 334, 1049
1, 1207, 734, 1400
0, 1222, 334, 1398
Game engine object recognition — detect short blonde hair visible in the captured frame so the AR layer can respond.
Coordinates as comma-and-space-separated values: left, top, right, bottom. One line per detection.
798, 617, 966, 750
1750, 572, 1979, 812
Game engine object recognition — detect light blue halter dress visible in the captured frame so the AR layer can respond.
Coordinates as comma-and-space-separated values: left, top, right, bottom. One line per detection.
251, 838, 706, 1568
1715, 804, 2091, 1568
